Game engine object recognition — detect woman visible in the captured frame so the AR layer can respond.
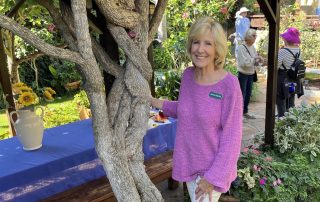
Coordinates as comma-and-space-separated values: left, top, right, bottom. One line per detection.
277, 27, 303, 117
235, 7, 251, 57
236, 29, 263, 119
150, 17, 243, 202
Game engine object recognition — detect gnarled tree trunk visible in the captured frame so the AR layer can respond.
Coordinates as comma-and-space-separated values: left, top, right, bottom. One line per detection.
0, 0, 168, 201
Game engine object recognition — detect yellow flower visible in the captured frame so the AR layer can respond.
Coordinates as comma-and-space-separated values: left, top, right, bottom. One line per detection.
12, 82, 26, 88
44, 87, 56, 95
44, 90, 53, 100
18, 92, 37, 106
19, 86, 33, 92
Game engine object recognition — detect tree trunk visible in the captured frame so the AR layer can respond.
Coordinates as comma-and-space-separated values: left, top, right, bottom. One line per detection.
0, 0, 168, 200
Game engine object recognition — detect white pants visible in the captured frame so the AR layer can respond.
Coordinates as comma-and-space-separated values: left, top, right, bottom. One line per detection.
186, 176, 221, 202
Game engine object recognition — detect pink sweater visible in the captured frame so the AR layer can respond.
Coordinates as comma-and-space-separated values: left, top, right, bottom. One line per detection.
163, 67, 243, 193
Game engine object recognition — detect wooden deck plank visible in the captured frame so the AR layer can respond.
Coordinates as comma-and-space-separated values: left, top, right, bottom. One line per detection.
42, 151, 174, 202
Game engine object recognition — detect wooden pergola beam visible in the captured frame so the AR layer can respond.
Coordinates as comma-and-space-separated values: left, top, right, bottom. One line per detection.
0, 31, 16, 136
257, 0, 281, 146
0, 0, 27, 137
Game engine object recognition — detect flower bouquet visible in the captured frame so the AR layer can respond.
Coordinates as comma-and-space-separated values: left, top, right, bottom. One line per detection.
12, 82, 56, 109
10, 82, 57, 150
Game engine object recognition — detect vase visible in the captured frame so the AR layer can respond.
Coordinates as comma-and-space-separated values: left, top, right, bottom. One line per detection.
10, 108, 44, 151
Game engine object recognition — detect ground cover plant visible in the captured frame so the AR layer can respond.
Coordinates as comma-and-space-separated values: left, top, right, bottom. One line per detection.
231, 104, 320, 201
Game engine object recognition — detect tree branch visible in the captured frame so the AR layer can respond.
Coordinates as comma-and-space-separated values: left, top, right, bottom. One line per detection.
45, 0, 122, 77
71, 0, 95, 61
37, 0, 78, 51
16, 44, 67, 65
91, 38, 124, 77
94, 0, 140, 29
107, 24, 152, 81
148, 0, 168, 45
0, 14, 85, 65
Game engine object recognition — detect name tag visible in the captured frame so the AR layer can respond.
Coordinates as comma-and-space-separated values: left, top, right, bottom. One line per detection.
209, 92, 223, 99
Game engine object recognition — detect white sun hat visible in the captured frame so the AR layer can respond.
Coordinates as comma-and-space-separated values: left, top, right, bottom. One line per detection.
239, 7, 250, 14
235, 11, 241, 18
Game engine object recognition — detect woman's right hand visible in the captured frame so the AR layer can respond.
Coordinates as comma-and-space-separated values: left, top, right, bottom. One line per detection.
149, 97, 165, 110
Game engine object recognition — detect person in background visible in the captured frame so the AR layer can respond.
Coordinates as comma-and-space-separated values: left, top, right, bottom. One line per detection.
236, 29, 263, 119
150, 17, 243, 202
235, 7, 251, 57
277, 27, 303, 117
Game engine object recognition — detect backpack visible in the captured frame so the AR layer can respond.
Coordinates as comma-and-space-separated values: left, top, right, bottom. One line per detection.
281, 48, 306, 80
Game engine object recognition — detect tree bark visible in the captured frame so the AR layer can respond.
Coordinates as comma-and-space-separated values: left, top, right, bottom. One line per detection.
0, 0, 167, 200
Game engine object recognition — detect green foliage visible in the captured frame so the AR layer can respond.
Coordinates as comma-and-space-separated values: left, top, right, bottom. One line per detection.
164, 0, 237, 69
301, 31, 320, 68
305, 73, 320, 81
231, 104, 320, 200
154, 69, 182, 100
231, 147, 320, 201
274, 104, 320, 161
225, 60, 237, 76
153, 45, 175, 70
73, 90, 90, 108
0, 109, 10, 140
43, 98, 79, 128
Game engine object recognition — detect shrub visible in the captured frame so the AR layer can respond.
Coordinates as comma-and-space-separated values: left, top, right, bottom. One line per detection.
274, 104, 320, 161
154, 69, 182, 100
231, 104, 320, 201
73, 90, 90, 108
43, 101, 79, 128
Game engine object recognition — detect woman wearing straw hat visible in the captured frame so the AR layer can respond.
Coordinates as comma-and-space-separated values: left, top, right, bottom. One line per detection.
235, 7, 251, 57
277, 27, 303, 117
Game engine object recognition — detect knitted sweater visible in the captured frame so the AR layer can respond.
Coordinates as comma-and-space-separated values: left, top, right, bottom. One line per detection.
162, 67, 243, 193
236, 44, 258, 75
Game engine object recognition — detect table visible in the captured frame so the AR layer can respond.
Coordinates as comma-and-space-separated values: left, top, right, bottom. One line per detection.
0, 118, 176, 202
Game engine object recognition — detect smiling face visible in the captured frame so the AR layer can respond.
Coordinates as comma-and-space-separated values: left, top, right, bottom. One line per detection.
190, 31, 216, 70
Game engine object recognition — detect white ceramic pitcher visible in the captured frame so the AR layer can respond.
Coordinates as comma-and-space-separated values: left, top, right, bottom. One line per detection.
10, 108, 44, 151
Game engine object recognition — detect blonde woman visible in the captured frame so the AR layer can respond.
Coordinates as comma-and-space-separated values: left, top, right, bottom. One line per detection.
150, 17, 243, 202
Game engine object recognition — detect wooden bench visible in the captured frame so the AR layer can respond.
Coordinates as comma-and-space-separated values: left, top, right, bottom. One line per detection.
42, 151, 178, 202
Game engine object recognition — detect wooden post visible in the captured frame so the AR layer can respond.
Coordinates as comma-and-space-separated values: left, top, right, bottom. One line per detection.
257, 0, 280, 147
0, 30, 16, 136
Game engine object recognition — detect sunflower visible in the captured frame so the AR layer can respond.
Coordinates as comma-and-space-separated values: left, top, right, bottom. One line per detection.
19, 86, 33, 92
12, 82, 27, 88
18, 92, 37, 106
44, 87, 56, 95
44, 90, 54, 100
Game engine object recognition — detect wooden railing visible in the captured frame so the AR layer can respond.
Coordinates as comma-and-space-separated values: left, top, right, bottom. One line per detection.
250, 14, 320, 30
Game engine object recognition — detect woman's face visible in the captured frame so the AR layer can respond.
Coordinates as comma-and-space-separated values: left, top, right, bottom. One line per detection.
190, 31, 216, 70
246, 33, 257, 46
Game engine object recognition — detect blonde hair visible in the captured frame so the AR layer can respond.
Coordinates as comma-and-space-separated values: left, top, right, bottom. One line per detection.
186, 17, 228, 70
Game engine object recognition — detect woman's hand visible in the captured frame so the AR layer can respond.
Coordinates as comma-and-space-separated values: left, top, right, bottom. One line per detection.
149, 96, 165, 110
195, 177, 214, 202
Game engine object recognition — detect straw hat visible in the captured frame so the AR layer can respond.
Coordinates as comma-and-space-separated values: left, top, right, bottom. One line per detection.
280, 27, 301, 44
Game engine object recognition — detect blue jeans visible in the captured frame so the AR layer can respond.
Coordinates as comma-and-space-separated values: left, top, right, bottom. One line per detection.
238, 72, 254, 114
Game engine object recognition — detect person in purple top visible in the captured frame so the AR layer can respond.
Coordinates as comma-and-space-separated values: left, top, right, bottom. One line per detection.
150, 17, 243, 202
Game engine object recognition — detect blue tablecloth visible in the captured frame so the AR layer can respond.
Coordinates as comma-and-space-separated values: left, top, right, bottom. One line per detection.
0, 118, 176, 202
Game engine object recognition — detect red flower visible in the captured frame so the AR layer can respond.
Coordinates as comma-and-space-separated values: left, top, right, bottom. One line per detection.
220, 7, 228, 14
